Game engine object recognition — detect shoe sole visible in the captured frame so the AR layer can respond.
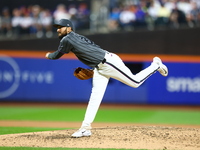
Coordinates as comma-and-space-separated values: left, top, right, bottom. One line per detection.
71, 131, 92, 138
159, 64, 168, 77
154, 57, 168, 77
71, 134, 91, 138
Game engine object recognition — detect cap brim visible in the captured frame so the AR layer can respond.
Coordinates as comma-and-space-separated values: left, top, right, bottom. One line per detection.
53, 24, 64, 28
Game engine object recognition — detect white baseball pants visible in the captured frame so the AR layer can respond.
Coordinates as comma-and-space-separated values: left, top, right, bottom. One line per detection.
81, 52, 159, 128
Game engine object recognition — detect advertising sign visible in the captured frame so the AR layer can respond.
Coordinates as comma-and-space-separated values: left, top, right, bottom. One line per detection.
1, 55, 199, 105
147, 62, 200, 105
0, 55, 147, 103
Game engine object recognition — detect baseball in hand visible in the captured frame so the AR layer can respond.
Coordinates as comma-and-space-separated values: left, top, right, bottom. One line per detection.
45, 52, 51, 59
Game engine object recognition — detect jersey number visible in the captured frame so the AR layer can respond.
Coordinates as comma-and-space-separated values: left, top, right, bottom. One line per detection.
80, 36, 95, 45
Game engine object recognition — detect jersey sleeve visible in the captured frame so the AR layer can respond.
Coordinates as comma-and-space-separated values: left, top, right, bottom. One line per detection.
58, 37, 74, 54
48, 50, 64, 59
48, 36, 74, 60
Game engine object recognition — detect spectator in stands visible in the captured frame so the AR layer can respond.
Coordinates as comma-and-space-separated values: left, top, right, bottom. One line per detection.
134, 5, 147, 29
68, 4, 78, 28
147, 0, 160, 30
40, 9, 53, 38
76, 3, 90, 30
187, 1, 200, 27
30, 5, 43, 38
192, 0, 200, 8
53, 4, 71, 22
108, 7, 120, 31
164, 0, 177, 12
119, 6, 136, 30
177, 0, 193, 27
1, 0, 200, 39
11, 8, 22, 38
169, 2, 187, 28
1, 7, 12, 37
20, 11, 32, 35
155, 3, 171, 28
177, 0, 192, 16
148, 0, 160, 21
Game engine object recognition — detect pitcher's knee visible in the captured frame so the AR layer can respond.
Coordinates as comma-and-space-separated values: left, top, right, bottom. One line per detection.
133, 83, 140, 88
129, 82, 141, 88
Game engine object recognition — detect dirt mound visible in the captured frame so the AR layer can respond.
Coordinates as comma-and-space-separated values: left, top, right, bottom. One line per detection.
0, 126, 199, 150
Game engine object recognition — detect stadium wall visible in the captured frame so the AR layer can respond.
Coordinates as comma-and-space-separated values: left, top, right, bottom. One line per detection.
0, 28, 200, 55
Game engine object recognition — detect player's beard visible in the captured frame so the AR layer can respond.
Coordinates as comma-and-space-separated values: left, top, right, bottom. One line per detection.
58, 33, 67, 39
58, 29, 68, 39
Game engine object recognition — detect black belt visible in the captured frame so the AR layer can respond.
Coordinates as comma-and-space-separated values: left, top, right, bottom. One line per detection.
102, 58, 106, 64
95, 58, 106, 69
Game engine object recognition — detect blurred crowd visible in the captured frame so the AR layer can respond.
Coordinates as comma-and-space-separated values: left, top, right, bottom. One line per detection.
0, 0, 200, 39
0, 3, 90, 39
108, 0, 200, 31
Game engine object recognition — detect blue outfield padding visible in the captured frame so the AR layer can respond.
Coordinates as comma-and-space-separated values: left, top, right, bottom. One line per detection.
0, 55, 200, 105
146, 62, 200, 105
0, 56, 91, 102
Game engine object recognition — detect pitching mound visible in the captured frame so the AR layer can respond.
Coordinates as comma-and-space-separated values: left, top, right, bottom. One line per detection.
0, 126, 199, 150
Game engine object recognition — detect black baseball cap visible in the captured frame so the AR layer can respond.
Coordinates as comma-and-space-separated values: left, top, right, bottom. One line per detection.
53, 19, 74, 30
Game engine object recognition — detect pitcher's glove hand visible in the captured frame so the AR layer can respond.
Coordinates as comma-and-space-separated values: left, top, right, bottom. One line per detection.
74, 67, 94, 80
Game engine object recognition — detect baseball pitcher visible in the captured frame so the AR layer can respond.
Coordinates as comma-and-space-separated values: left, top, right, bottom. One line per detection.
45, 19, 168, 138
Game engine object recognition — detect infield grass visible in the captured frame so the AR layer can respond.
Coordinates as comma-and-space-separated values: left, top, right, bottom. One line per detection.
0, 106, 200, 124
0, 105, 200, 135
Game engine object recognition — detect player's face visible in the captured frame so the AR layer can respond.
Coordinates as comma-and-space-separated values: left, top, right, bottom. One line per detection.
57, 26, 68, 39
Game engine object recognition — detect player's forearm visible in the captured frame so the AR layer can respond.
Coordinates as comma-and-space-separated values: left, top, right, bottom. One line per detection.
45, 51, 64, 59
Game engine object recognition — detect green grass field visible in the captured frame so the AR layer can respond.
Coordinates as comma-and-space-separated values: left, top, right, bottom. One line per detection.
1, 106, 200, 126
0, 105, 200, 150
